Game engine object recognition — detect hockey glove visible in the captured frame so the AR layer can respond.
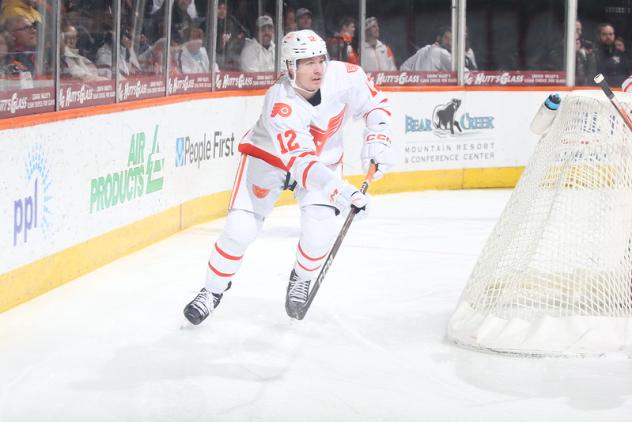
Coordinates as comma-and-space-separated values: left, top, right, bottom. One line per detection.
325, 178, 370, 216
361, 131, 395, 181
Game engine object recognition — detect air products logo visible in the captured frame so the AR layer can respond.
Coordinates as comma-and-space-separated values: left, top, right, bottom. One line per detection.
90, 125, 165, 213
13, 144, 52, 246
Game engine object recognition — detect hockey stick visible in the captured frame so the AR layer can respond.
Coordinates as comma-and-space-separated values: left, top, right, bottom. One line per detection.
293, 161, 378, 320
594, 73, 632, 132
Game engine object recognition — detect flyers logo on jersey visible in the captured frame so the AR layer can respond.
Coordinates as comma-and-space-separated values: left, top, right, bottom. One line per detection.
271, 102, 292, 118
345, 63, 359, 73
252, 184, 270, 198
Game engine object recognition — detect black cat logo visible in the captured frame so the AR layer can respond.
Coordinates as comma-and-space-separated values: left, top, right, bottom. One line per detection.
433, 98, 463, 135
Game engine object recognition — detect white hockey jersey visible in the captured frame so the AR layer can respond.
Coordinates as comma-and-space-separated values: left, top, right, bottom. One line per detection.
623, 75, 632, 93
239, 60, 391, 190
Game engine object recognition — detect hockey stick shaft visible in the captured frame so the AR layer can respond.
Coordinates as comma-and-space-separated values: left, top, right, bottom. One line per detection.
594, 73, 632, 132
295, 162, 378, 320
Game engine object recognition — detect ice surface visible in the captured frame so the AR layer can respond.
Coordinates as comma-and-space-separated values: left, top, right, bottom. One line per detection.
1, 190, 631, 422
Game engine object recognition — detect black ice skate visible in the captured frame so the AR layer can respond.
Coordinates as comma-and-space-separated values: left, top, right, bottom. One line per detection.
285, 270, 311, 319
183, 284, 229, 325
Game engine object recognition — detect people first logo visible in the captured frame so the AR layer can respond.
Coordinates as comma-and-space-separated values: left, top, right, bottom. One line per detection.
13, 144, 52, 246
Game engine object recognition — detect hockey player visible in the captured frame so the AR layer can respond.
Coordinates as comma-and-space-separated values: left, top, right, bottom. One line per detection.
183, 30, 395, 324
623, 74, 631, 93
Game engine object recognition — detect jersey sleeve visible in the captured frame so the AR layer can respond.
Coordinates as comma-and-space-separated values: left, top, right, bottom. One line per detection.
345, 64, 392, 122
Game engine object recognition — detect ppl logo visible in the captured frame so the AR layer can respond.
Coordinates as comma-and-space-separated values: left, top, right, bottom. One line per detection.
176, 137, 186, 167
13, 144, 52, 246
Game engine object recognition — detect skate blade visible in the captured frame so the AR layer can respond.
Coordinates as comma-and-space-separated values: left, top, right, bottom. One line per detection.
285, 305, 307, 321
179, 319, 195, 330
179, 315, 204, 330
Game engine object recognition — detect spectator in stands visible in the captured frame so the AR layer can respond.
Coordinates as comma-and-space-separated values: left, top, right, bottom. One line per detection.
327, 16, 358, 65
150, 0, 198, 21
361, 17, 396, 71
0, 30, 16, 88
95, 28, 141, 78
575, 19, 583, 45
0, 29, 9, 59
138, 33, 151, 55
0, 30, 10, 67
574, 19, 595, 85
138, 35, 179, 75
233, 1, 257, 35
615, 36, 627, 55
296, 8, 312, 30
151, 0, 193, 45
615, 37, 632, 74
4, 15, 37, 84
400, 26, 452, 71
594, 23, 628, 87
240, 15, 275, 73
60, 23, 102, 81
465, 33, 477, 70
576, 38, 596, 86
62, 2, 113, 63
284, 8, 297, 33
177, 26, 217, 74
614, 37, 625, 55
216, 0, 248, 70
0, 0, 41, 26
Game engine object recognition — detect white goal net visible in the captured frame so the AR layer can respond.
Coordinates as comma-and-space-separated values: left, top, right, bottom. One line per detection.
447, 91, 632, 357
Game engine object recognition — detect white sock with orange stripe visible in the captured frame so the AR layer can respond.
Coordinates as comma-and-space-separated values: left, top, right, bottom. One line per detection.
205, 209, 263, 294
293, 205, 338, 280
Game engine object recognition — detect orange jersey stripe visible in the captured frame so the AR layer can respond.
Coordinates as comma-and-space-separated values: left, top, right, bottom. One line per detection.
297, 261, 322, 272
238, 142, 288, 170
298, 242, 328, 261
229, 154, 248, 209
215, 242, 242, 261
208, 261, 235, 278
302, 161, 317, 189
364, 107, 392, 122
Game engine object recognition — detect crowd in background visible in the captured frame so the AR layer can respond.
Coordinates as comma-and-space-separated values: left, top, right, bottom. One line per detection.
576, 20, 630, 86
0, 0, 629, 90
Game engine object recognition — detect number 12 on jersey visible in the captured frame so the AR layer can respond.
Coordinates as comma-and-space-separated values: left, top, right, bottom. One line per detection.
277, 130, 298, 154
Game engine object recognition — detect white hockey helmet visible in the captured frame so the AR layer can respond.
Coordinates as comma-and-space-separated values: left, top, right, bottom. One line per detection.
281, 30, 328, 90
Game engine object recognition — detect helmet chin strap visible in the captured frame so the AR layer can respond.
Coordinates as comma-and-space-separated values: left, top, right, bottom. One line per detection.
291, 78, 318, 94
287, 59, 326, 95
287, 62, 315, 94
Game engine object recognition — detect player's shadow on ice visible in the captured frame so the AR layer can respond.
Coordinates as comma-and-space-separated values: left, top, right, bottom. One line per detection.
70, 297, 310, 392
